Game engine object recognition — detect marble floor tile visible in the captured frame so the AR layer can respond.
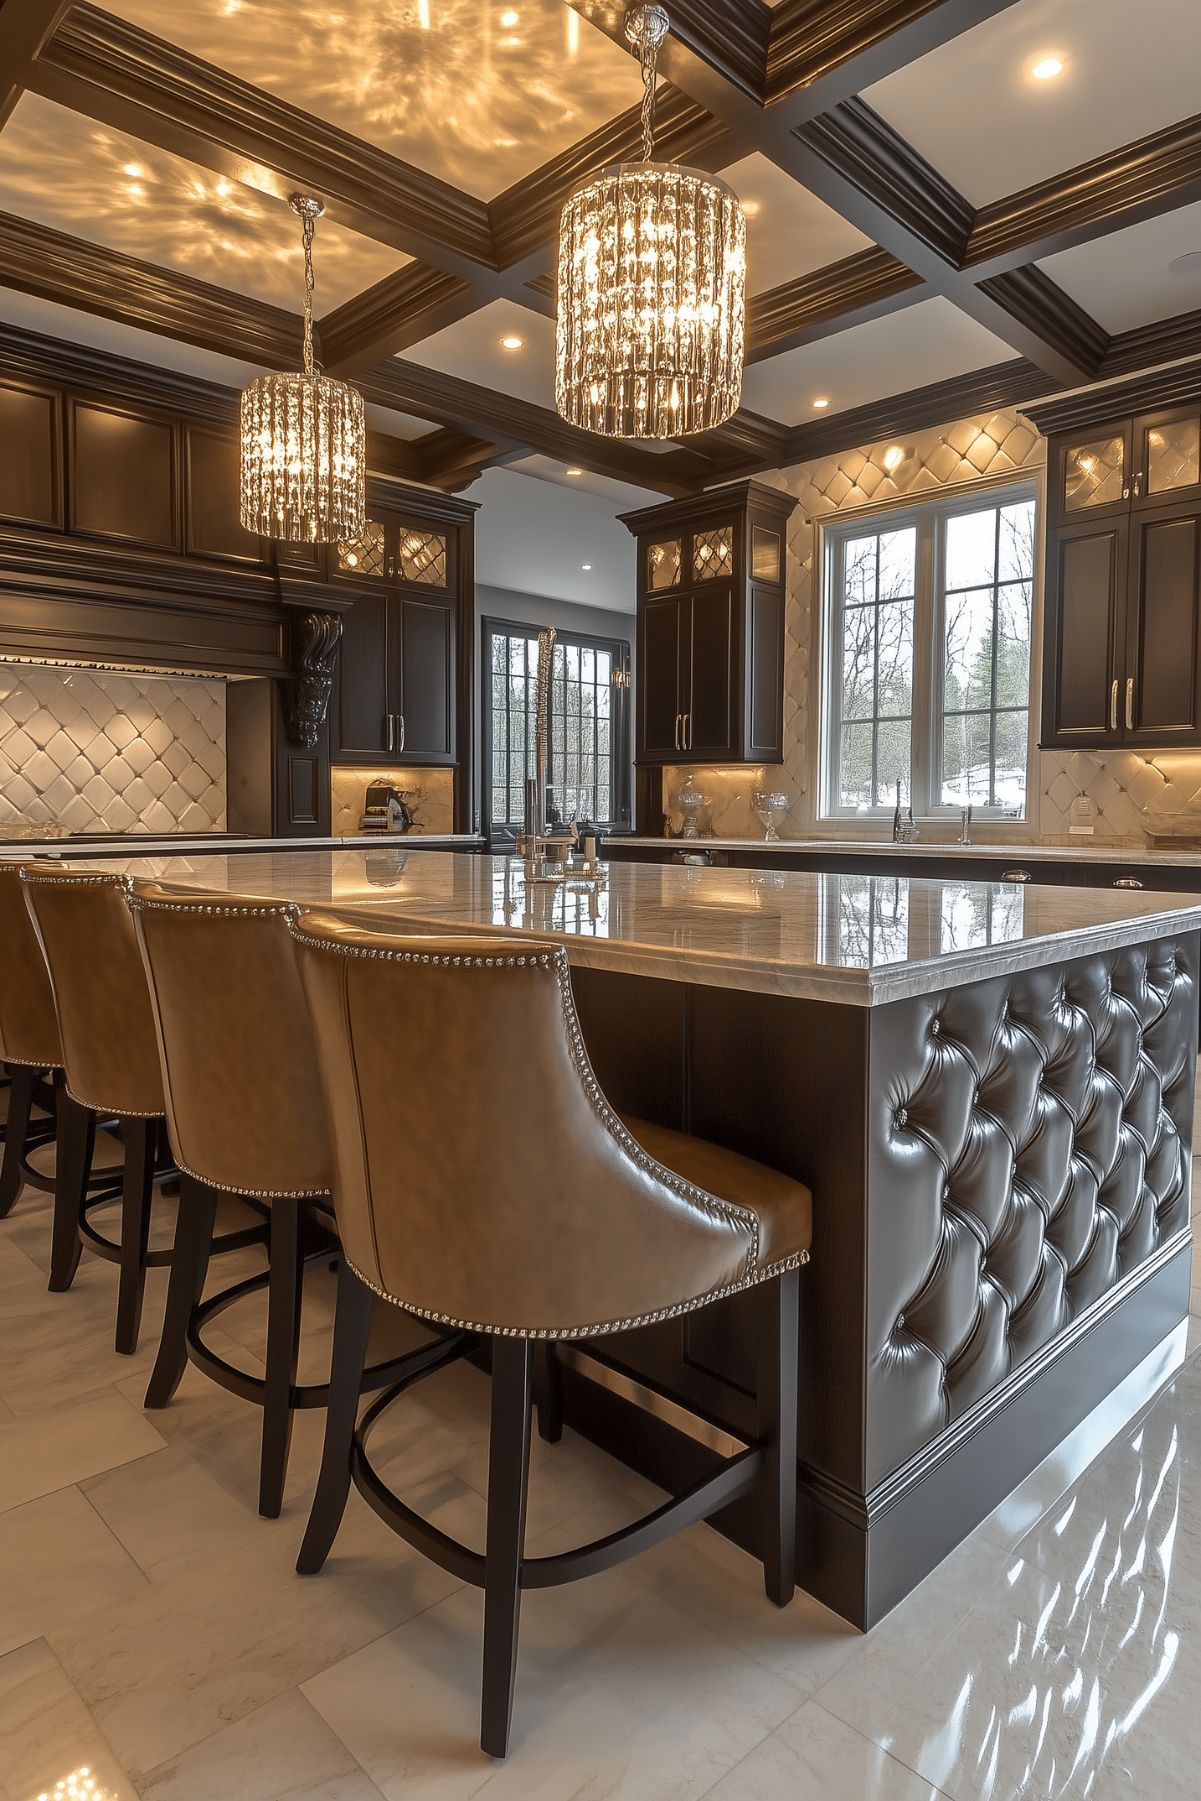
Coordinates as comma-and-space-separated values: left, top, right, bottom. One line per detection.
136, 1689, 384, 1801
47, 1477, 472, 1781
0, 1640, 138, 1801
0, 1391, 164, 1514
0, 1486, 148, 1659
700, 1700, 946, 1800
303, 1558, 802, 1800
80, 1444, 266, 1582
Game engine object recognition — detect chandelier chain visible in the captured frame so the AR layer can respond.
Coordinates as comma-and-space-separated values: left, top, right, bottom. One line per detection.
300, 208, 316, 381
639, 28, 658, 161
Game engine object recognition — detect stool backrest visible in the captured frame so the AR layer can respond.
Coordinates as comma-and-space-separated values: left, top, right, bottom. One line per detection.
129, 882, 330, 1197
290, 910, 757, 1337
0, 860, 62, 1069
22, 864, 164, 1117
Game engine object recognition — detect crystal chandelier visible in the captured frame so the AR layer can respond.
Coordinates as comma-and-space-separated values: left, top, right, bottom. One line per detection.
239, 195, 366, 543
555, 4, 746, 440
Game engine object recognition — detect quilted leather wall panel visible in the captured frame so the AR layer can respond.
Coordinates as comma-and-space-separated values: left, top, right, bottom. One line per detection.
865, 935, 1196, 1485
0, 666, 226, 833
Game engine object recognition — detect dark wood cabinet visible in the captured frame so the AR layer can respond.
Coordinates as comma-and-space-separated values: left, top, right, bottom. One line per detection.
622, 480, 796, 769
330, 496, 466, 767
1041, 400, 1201, 748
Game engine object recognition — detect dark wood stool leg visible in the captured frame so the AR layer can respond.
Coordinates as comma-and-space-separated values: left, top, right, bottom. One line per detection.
115, 1117, 157, 1354
259, 1199, 305, 1519
481, 1336, 533, 1760
0, 1065, 38, 1219
145, 1175, 216, 1407
48, 1089, 95, 1293
296, 1259, 374, 1576
533, 1340, 564, 1444
759, 1266, 800, 1608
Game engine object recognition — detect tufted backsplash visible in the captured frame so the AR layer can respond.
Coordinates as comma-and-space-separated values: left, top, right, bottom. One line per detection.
0, 665, 227, 834
662, 408, 1201, 845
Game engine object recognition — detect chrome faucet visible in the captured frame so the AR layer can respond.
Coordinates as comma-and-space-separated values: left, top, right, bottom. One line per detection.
892, 781, 918, 844
516, 626, 557, 864
959, 804, 973, 845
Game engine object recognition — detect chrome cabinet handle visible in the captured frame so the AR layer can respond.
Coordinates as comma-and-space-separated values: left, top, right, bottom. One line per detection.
1114, 877, 1144, 889
1110, 679, 1118, 732
683, 712, 691, 750
386, 712, 394, 751
674, 712, 681, 750
1001, 868, 1032, 883
397, 714, 405, 753
1125, 677, 1134, 731
1132, 472, 1143, 497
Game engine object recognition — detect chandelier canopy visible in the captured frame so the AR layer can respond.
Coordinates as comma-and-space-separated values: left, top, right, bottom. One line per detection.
555, 5, 746, 440
239, 195, 366, 544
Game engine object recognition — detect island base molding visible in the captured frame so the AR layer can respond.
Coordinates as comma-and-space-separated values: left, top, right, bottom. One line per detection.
565, 943, 1197, 1630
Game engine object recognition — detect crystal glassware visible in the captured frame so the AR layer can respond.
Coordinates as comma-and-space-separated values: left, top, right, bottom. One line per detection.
752, 789, 788, 841
675, 771, 708, 840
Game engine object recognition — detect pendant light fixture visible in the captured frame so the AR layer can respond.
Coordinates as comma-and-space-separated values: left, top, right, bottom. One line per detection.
239, 194, 366, 543
555, 3, 746, 440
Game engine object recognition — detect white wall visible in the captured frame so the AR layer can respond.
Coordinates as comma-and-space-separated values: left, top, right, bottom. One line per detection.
469, 465, 641, 611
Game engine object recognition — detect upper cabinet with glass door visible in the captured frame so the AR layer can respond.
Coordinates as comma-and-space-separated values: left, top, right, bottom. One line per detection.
1133, 405, 1201, 509
1051, 405, 1201, 524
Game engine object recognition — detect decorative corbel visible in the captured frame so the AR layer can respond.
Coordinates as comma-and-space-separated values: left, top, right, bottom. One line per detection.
286, 608, 342, 749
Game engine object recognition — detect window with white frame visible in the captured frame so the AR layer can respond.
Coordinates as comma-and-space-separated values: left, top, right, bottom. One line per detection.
821, 485, 1037, 818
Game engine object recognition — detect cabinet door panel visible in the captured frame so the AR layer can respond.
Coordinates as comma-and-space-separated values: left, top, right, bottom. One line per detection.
335, 591, 390, 757
641, 595, 685, 759
686, 586, 735, 757
1126, 510, 1201, 744
747, 583, 784, 760
0, 382, 60, 527
1041, 521, 1124, 746
1134, 405, 1201, 509
396, 594, 455, 762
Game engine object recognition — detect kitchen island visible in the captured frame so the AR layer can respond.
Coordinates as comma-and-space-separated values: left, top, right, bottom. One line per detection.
74, 848, 1201, 1627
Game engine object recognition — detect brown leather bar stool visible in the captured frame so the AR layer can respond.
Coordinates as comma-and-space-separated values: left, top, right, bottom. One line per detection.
290, 914, 813, 1760
0, 860, 113, 1220
21, 864, 265, 1352
128, 882, 443, 1519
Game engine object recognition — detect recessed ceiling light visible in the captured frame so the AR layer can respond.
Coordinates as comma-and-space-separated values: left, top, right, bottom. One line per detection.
1030, 55, 1064, 81
812, 396, 830, 410
500, 334, 524, 351
1169, 251, 1201, 275
741, 199, 761, 218
581, 563, 592, 571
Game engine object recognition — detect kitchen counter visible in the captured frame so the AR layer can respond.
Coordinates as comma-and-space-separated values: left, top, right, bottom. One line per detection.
0, 831, 482, 856
68, 844, 1197, 1631
613, 833, 1201, 866
69, 845, 1201, 1006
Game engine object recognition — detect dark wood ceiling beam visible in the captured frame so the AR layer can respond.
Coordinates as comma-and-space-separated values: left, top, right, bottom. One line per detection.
965, 114, 1201, 275
357, 360, 708, 496
30, 4, 496, 271
783, 356, 1050, 465
1101, 306, 1201, 380
0, 211, 301, 365
747, 249, 925, 362
318, 265, 478, 376
416, 427, 520, 492
0, 0, 68, 126
765, 0, 1021, 115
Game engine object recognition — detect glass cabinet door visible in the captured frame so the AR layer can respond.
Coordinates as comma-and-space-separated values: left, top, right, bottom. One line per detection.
1135, 407, 1201, 505
1060, 433, 1128, 515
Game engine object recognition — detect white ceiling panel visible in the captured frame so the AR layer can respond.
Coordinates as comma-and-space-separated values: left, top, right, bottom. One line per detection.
720, 154, 873, 296
105, 0, 644, 201
405, 297, 556, 409
1041, 200, 1201, 333
865, 0, 1201, 207
470, 465, 636, 610
739, 297, 1013, 424
505, 454, 660, 509
0, 94, 406, 315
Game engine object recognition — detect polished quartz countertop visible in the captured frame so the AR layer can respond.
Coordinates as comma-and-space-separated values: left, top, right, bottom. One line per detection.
614, 835, 1201, 867
66, 846, 1201, 1006
0, 831, 482, 855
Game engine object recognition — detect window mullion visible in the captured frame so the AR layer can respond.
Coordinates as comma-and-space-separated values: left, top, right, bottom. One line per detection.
911, 516, 936, 814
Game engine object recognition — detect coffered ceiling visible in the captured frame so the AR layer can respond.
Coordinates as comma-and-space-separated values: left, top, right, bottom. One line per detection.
3, 0, 1201, 500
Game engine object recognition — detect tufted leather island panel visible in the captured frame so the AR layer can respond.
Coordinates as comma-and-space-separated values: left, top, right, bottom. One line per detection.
866, 938, 1197, 1486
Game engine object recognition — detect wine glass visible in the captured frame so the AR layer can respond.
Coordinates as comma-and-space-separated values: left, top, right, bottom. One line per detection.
753, 789, 788, 841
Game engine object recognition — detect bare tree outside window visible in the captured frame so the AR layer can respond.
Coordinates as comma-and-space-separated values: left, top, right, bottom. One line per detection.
824, 486, 1037, 818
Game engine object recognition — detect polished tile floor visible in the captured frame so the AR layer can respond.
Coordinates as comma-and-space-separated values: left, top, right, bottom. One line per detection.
2, 1157, 1201, 1799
